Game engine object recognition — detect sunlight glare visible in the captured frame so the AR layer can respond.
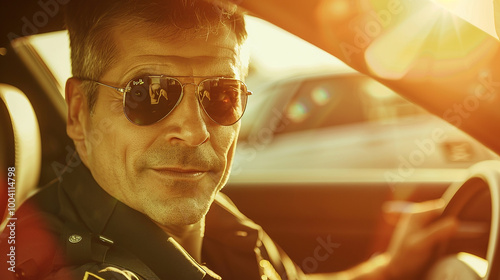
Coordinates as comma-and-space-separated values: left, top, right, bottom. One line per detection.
245, 16, 345, 73
28, 31, 71, 97
311, 87, 332, 106
365, 3, 442, 79
365, 2, 492, 80
326, 0, 351, 20
287, 101, 310, 123
457, 252, 488, 278
434, 0, 497, 38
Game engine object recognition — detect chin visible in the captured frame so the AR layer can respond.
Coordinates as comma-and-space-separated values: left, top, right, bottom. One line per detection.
145, 197, 212, 227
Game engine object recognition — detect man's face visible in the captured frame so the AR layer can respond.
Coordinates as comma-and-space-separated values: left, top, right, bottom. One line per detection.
74, 24, 243, 228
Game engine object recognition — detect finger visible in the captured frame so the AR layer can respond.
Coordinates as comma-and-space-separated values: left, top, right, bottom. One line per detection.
383, 199, 446, 227
411, 217, 459, 249
410, 199, 446, 213
405, 200, 447, 227
455, 221, 490, 238
382, 200, 414, 225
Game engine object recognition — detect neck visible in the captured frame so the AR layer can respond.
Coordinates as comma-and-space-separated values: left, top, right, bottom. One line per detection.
156, 218, 205, 263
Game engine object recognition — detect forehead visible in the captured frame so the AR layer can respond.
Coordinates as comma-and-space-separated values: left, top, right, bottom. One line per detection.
108, 23, 241, 82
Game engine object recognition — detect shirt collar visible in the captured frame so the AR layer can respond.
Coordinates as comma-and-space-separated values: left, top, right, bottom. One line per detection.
60, 165, 211, 280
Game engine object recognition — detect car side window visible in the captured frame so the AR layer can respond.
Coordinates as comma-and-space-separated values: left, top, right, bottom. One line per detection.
275, 75, 426, 136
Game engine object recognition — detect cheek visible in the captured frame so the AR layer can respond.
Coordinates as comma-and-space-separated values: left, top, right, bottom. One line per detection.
83, 99, 122, 157
83, 120, 152, 200
84, 92, 147, 162
83, 121, 119, 177
83, 115, 139, 174
212, 124, 240, 182
212, 123, 239, 155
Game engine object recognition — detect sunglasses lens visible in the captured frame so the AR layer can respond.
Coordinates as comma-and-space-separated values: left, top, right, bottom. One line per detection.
122, 77, 249, 126
199, 79, 248, 126
124, 77, 182, 125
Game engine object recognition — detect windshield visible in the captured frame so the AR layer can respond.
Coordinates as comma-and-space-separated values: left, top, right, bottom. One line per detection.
17, 1, 500, 185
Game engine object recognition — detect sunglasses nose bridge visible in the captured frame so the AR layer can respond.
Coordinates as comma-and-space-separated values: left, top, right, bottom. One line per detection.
180, 82, 197, 90
178, 81, 206, 112
180, 81, 203, 100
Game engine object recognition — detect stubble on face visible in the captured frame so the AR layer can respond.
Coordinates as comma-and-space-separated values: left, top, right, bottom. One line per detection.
81, 24, 243, 229
131, 141, 228, 226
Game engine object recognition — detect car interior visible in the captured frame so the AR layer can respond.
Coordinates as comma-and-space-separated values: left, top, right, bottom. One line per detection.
1, 0, 500, 279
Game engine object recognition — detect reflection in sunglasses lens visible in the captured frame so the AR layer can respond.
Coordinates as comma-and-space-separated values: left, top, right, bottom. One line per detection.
124, 77, 179, 125
124, 77, 247, 126
200, 79, 246, 126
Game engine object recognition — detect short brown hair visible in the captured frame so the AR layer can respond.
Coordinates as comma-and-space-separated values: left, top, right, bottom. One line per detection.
64, 0, 247, 111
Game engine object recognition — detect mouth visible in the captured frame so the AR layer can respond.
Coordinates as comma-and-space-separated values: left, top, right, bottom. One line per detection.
151, 167, 208, 179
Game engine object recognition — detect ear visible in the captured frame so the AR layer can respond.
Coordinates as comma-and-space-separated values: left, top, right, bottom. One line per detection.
65, 77, 89, 144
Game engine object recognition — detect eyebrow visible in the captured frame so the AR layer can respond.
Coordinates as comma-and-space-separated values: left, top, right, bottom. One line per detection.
120, 58, 238, 84
123, 71, 238, 83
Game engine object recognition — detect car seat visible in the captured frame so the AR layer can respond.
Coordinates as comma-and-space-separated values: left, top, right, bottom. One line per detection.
0, 84, 41, 229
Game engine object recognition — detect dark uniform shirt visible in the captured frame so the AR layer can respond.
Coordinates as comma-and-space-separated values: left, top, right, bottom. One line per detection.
0, 165, 304, 280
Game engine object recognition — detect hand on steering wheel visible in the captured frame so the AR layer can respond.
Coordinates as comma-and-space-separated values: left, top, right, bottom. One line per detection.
425, 160, 500, 280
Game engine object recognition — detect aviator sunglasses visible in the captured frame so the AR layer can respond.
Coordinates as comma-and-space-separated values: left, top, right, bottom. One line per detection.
87, 75, 252, 126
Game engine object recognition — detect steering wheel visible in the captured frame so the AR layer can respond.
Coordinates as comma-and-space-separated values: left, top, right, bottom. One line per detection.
425, 160, 500, 280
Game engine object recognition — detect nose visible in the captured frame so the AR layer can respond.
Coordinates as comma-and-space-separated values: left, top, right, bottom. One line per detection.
160, 83, 210, 146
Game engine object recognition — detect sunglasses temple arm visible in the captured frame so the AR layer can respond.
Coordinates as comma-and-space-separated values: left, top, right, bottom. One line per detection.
95, 81, 127, 94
